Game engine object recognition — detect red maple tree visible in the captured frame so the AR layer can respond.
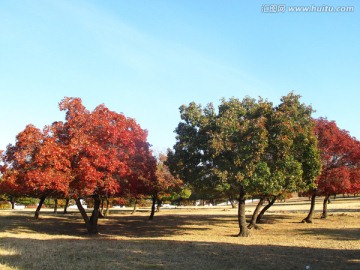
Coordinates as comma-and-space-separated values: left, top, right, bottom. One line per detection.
0, 124, 71, 217
58, 97, 156, 233
149, 153, 183, 220
1, 97, 156, 234
314, 118, 360, 218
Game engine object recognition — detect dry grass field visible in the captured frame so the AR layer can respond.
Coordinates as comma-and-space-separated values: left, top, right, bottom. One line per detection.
0, 197, 359, 270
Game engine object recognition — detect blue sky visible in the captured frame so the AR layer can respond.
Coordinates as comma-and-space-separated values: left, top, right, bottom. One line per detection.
1, 0, 359, 153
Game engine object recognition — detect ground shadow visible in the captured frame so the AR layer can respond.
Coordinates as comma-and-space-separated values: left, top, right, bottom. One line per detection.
0, 210, 236, 238
100, 213, 227, 238
299, 227, 360, 241
0, 211, 89, 236
0, 236, 359, 270
254, 214, 294, 225
325, 208, 360, 213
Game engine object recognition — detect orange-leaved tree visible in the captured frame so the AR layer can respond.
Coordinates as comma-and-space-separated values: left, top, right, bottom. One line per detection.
149, 153, 183, 220
0, 124, 71, 218
58, 97, 156, 234
1, 97, 156, 234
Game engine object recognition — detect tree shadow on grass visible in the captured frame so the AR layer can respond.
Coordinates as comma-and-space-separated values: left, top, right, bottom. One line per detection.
299, 228, 360, 241
326, 208, 360, 213
101, 214, 220, 238
0, 236, 359, 270
0, 211, 94, 236
253, 214, 293, 225
0, 210, 236, 238
8, 210, 351, 239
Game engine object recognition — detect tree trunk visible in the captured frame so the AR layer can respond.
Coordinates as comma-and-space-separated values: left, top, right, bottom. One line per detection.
237, 188, 250, 237
131, 199, 138, 214
229, 200, 236, 209
34, 196, 46, 219
53, 199, 58, 214
89, 195, 101, 233
248, 197, 265, 229
105, 198, 110, 216
149, 194, 157, 220
76, 197, 100, 234
100, 198, 105, 216
156, 198, 162, 212
10, 197, 15, 210
63, 198, 69, 214
321, 194, 330, 219
302, 189, 316, 223
256, 196, 277, 224
76, 198, 89, 223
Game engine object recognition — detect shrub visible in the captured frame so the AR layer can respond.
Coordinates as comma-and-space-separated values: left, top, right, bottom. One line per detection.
0, 201, 11, 209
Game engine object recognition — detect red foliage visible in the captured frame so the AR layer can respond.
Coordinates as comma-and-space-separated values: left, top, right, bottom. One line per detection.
315, 118, 360, 195
349, 168, 360, 192
58, 97, 156, 198
152, 154, 182, 197
1, 124, 71, 198
1, 97, 157, 202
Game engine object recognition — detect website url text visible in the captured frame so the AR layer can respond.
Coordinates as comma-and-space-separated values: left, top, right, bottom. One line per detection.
262, 5, 355, 13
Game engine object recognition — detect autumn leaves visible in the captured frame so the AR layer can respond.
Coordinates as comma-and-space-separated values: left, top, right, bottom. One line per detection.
1, 94, 359, 236
1, 97, 156, 233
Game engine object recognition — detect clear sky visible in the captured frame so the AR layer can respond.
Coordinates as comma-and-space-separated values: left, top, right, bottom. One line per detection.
1, 0, 359, 154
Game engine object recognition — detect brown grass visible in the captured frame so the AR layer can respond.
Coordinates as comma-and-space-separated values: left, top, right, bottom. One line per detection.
0, 197, 359, 270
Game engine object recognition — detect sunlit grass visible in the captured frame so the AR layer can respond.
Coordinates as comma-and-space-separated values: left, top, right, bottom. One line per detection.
0, 264, 19, 270
0, 247, 18, 256
0, 197, 359, 269
0, 246, 19, 270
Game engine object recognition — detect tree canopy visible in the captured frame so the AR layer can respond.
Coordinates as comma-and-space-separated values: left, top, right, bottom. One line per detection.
1, 97, 156, 233
168, 92, 321, 236
1, 93, 358, 237
314, 118, 360, 218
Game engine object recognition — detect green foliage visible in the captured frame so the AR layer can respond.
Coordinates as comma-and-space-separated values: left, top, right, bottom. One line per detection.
0, 194, 8, 201
179, 187, 192, 199
16, 197, 38, 206
168, 92, 322, 199
163, 186, 192, 202
44, 198, 54, 207
43, 198, 66, 207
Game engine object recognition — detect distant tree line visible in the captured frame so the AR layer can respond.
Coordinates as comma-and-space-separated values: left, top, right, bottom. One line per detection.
0, 98, 183, 234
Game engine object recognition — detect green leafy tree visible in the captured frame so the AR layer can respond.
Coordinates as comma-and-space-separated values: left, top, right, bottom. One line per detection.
168, 93, 321, 237
168, 97, 271, 236
253, 93, 322, 226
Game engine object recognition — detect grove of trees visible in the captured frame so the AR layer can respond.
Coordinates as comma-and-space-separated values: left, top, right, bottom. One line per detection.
1, 93, 359, 237
0, 97, 158, 234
